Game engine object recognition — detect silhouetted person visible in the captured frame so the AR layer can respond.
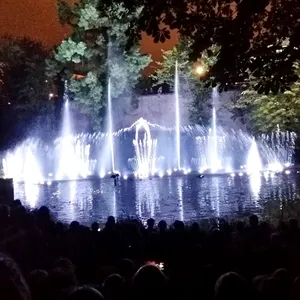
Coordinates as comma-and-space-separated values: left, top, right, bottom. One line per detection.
68, 286, 104, 300
102, 274, 125, 300
0, 253, 31, 300
215, 272, 251, 300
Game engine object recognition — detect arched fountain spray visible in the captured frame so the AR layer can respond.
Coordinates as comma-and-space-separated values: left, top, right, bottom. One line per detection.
107, 77, 115, 173
133, 118, 157, 178
175, 61, 181, 170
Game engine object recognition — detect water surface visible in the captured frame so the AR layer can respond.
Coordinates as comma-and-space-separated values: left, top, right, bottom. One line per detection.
13, 173, 300, 225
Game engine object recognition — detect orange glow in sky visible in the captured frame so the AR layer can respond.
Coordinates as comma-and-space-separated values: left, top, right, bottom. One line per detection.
0, 0, 177, 65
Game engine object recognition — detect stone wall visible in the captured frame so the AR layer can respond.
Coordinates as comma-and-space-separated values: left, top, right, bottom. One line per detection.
112, 90, 242, 130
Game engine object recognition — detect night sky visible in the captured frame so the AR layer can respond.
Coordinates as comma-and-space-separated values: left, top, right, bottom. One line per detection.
0, 0, 177, 65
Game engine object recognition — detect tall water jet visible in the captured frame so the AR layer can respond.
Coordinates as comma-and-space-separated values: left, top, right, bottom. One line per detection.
133, 118, 157, 178
247, 138, 263, 174
175, 61, 181, 170
108, 77, 115, 173
208, 88, 220, 172
56, 81, 79, 180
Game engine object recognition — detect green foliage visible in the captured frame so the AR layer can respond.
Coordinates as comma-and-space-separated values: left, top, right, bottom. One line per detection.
0, 37, 51, 109
48, 0, 151, 129
235, 63, 300, 133
153, 40, 219, 125
135, 0, 300, 94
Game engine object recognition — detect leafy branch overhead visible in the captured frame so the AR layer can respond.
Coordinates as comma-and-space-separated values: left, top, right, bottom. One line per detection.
47, 0, 151, 129
235, 62, 300, 133
134, 0, 300, 94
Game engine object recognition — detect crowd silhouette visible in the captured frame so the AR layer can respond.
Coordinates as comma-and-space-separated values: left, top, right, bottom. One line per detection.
1, 199, 300, 299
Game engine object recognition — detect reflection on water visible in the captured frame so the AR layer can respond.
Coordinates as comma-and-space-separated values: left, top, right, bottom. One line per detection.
13, 173, 300, 225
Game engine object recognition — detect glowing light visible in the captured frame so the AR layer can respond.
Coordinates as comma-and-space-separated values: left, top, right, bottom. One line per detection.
159, 172, 164, 178
47, 181, 52, 186
123, 175, 128, 180
231, 173, 235, 177
239, 172, 243, 177
48, 173, 53, 177
99, 171, 105, 179
195, 65, 205, 75
49, 93, 54, 98
285, 170, 291, 175
167, 169, 172, 176
284, 162, 291, 167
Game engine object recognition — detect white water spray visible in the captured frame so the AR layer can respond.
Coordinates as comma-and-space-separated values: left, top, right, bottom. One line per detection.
209, 88, 221, 173
247, 138, 263, 174
133, 118, 157, 178
108, 77, 115, 173
175, 61, 181, 170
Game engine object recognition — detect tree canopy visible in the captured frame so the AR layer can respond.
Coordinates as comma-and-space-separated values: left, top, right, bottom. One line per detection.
128, 0, 300, 94
47, 0, 151, 129
234, 62, 300, 133
0, 37, 51, 108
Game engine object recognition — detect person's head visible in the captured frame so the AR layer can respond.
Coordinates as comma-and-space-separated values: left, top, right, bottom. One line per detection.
12, 199, 22, 207
69, 221, 80, 232
249, 214, 259, 227
102, 274, 125, 299
37, 206, 51, 221
191, 222, 200, 231
133, 264, 167, 291
28, 270, 49, 300
271, 233, 282, 247
105, 216, 116, 229
215, 272, 251, 300
0, 253, 31, 300
50, 258, 77, 290
117, 259, 135, 281
158, 220, 167, 232
272, 268, 291, 295
147, 218, 155, 229
173, 220, 184, 231
67, 286, 104, 300
91, 222, 99, 232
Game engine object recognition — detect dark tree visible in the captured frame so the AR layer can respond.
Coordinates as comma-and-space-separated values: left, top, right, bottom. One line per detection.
123, 0, 300, 94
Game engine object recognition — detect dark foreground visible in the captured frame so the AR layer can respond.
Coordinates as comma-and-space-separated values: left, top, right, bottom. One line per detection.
14, 172, 300, 225
2, 200, 300, 300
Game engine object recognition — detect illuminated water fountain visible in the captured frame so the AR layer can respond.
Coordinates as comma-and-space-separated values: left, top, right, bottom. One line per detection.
1, 78, 297, 183
131, 118, 157, 178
